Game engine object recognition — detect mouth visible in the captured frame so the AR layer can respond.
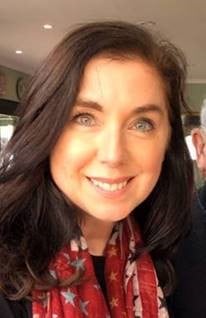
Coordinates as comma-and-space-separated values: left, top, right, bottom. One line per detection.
87, 176, 134, 193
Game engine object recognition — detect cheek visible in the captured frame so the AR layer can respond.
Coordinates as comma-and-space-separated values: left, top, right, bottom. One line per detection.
50, 135, 93, 179
134, 139, 167, 172
135, 146, 166, 199
65, 138, 94, 171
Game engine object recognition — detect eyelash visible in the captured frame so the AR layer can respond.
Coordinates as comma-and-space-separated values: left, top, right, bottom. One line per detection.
71, 112, 96, 126
71, 112, 155, 132
129, 118, 155, 132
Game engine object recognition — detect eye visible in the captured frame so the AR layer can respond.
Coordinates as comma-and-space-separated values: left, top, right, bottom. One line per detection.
129, 118, 155, 132
71, 112, 96, 127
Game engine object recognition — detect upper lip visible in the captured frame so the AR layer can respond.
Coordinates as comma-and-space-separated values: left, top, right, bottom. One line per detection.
88, 176, 133, 184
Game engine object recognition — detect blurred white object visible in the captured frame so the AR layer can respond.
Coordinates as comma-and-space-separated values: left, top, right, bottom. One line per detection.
200, 98, 206, 128
185, 135, 197, 160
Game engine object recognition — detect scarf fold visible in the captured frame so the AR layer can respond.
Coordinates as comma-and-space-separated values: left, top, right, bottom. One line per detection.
32, 218, 169, 318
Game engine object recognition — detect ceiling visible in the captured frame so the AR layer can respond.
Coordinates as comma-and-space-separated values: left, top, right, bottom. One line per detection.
0, 0, 206, 81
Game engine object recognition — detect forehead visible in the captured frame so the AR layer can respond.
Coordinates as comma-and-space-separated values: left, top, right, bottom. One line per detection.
77, 56, 168, 112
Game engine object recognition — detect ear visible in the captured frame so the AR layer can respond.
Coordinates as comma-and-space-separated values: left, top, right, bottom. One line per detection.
192, 128, 206, 173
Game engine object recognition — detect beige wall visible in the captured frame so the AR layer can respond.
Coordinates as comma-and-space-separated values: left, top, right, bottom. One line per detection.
186, 83, 206, 112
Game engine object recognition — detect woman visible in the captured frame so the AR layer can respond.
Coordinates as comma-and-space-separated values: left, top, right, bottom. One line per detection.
0, 21, 193, 317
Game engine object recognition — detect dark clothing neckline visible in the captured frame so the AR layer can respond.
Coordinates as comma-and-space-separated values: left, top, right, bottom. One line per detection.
91, 255, 107, 299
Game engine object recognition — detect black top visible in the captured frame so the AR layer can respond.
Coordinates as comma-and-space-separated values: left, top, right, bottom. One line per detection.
0, 295, 30, 318
92, 255, 107, 299
168, 184, 206, 317
0, 255, 106, 318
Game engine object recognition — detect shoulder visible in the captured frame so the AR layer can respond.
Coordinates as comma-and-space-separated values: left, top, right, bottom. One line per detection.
174, 187, 206, 265
0, 293, 31, 318
175, 185, 206, 272
0, 293, 15, 318
167, 185, 206, 317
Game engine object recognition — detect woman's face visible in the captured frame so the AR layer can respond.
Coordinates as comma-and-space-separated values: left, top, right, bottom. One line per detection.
50, 56, 171, 223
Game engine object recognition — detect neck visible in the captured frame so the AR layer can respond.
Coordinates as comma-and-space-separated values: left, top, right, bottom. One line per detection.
81, 217, 114, 256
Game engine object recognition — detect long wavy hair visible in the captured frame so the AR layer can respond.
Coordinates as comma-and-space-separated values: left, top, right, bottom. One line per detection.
0, 21, 193, 299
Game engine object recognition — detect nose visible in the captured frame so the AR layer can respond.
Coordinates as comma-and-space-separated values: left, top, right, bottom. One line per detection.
96, 126, 126, 167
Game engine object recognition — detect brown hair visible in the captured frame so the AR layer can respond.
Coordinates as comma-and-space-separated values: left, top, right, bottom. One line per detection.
0, 21, 193, 299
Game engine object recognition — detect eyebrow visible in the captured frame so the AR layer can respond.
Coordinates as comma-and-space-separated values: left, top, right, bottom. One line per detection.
75, 98, 102, 111
74, 98, 165, 116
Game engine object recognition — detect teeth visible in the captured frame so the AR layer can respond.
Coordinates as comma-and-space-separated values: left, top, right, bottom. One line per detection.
91, 179, 128, 191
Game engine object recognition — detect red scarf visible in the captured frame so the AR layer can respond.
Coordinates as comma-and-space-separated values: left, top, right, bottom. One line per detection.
32, 218, 169, 317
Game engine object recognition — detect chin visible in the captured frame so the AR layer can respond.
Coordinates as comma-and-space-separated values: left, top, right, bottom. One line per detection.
94, 210, 131, 223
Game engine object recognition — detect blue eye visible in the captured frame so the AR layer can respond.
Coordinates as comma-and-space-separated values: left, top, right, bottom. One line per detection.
130, 119, 154, 132
72, 112, 95, 127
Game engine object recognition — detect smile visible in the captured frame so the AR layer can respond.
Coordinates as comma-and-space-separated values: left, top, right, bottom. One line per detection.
88, 176, 133, 194
90, 179, 128, 191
